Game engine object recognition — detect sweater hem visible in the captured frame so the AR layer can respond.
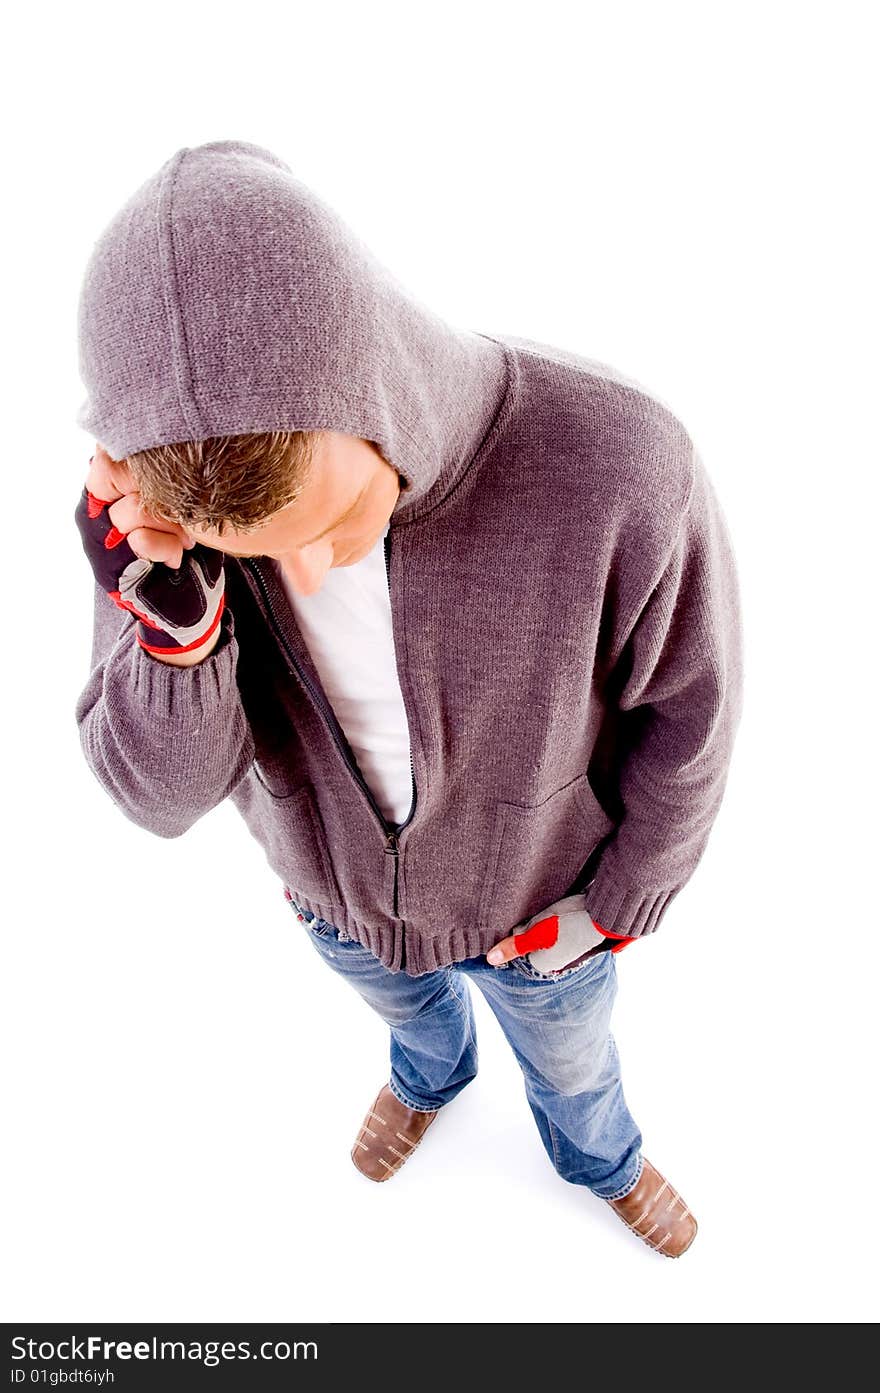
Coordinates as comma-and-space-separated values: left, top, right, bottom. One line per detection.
286, 889, 501, 977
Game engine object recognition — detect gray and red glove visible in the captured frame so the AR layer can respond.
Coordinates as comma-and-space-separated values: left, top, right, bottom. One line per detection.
74, 480, 226, 658
510, 892, 635, 971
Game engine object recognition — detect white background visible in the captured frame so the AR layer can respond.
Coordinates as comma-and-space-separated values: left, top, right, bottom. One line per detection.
3, 0, 877, 1325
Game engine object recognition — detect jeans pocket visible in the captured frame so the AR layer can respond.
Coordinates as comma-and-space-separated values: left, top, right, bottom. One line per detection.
509, 944, 609, 983
285, 893, 337, 939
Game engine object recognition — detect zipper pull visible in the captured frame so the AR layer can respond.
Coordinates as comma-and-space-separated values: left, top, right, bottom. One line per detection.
384, 831, 399, 856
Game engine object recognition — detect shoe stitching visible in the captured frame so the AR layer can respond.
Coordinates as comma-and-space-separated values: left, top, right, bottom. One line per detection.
353, 1092, 439, 1180
614, 1207, 696, 1258
377, 1130, 430, 1174
618, 1214, 687, 1257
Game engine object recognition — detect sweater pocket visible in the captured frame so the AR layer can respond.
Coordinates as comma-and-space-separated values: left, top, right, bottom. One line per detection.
244, 769, 342, 905
476, 771, 616, 935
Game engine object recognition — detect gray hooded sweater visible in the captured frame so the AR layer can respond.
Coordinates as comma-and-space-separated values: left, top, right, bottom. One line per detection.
74, 139, 745, 976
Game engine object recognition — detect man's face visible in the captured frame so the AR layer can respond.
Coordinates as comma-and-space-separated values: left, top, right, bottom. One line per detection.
184, 431, 403, 596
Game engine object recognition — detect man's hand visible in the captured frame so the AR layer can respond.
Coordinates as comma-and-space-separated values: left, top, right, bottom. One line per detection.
75, 442, 226, 660
486, 911, 563, 965
486, 893, 634, 969
85, 444, 195, 567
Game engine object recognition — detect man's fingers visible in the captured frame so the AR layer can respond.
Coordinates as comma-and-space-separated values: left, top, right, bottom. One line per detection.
486, 935, 520, 966
107, 493, 188, 544
106, 493, 148, 535
486, 912, 561, 966
84, 443, 140, 507
512, 914, 560, 955
86, 444, 196, 555
95, 442, 137, 496
125, 526, 186, 568
85, 451, 124, 505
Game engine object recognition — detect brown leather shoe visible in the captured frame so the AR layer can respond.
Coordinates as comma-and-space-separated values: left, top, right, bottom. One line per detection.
606, 1157, 698, 1257
351, 1084, 439, 1182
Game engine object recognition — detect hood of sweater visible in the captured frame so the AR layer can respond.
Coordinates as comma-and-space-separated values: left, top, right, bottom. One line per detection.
75, 139, 510, 527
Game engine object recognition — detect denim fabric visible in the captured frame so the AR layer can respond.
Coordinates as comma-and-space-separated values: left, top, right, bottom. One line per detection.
288, 898, 643, 1199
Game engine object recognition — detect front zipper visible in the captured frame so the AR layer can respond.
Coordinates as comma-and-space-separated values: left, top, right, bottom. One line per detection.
384, 527, 418, 835
244, 535, 418, 958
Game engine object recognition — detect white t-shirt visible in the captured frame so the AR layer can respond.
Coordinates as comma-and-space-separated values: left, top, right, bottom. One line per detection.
276, 523, 414, 827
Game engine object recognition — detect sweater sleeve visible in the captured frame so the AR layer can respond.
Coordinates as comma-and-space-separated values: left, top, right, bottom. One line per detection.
74, 580, 256, 838
586, 447, 745, 938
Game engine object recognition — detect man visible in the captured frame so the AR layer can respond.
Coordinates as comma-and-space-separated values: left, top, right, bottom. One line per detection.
74, 139, 744, 1259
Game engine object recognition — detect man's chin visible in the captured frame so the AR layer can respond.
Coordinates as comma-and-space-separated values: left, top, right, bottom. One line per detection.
336, 536, 379, 566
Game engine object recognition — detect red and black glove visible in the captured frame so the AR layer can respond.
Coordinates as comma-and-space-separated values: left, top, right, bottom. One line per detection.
74, 484, 226, 658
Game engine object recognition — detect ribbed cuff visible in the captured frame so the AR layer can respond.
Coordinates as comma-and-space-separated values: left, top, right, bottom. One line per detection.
120, 607, 239, 722
585, 874, 680, 939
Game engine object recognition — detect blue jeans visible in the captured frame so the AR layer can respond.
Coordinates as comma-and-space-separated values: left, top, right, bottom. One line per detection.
288, 898, 644, 1199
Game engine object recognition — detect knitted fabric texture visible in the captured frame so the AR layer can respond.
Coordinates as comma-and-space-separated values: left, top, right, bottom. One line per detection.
74, 139, 745, 975
75, 138, 505, 523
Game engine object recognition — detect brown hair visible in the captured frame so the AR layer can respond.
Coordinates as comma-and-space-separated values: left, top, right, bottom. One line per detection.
125, 429, 323, 536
